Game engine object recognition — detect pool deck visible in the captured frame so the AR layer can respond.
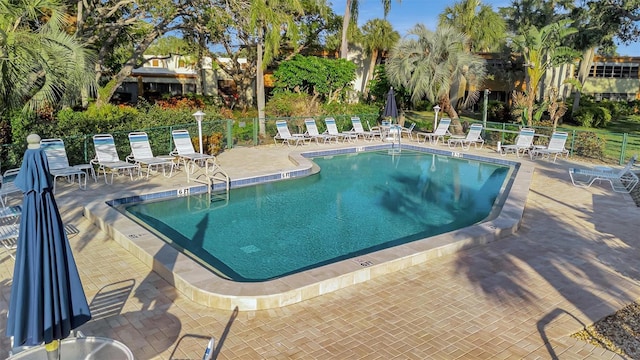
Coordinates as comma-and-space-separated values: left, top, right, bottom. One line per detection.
1, 138, 639, 359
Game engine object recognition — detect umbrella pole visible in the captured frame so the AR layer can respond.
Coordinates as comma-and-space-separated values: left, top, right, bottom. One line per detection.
45, 340, 61, 360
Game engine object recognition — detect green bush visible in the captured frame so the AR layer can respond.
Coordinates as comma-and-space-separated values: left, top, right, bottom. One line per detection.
320, 102, 379, 117
413, 100, 433, 111
265, 92, 320, 117
232, 119, 255, 145
574, 104, 611, 128
573, 132, 606, 159
487, 101, 512, 123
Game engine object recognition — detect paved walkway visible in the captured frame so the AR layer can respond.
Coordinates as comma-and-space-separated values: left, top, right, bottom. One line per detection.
1, 140, 638, 359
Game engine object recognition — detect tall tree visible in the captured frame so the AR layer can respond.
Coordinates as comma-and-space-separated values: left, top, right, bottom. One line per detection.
339, 0, 399, 59
385, 25, 487, 134
439, 0, 506, 52
360, 19, 399, 99
568, 0, 640, 114
246, 0, 305, 136
74, 0, 210, 105
501, 0, 575, 33
511, 19, 578, 126
286, 0, 338, 58
0, 0, 95, 114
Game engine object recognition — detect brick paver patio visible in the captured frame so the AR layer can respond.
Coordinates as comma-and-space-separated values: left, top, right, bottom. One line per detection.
1, 140, 637, 359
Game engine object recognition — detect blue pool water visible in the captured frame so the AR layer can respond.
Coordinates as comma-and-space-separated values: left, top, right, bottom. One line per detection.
123, 151, 511, 282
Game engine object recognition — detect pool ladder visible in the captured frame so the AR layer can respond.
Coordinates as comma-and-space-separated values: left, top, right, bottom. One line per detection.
186, 158, 230, 202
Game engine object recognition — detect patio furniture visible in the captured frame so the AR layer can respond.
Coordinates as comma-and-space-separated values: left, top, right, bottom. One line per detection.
499, 128, 535, 157
40, 138, 90, 193
127, 132, 175, 178
324, 117, 357, 142
416, 118, 452, 145
92, 134, 140, 184
346, 117, 377, 141
529, 131, 569, 162
304, 118, 338, 144
0, 169, 22, 207
569, 155, 639, 193
273, 120, 310, 147
448, 124, 484, 150
170, 129, 216, 170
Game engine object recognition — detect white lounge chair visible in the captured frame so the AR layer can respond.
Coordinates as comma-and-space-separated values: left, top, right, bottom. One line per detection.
448, 124, 484, 150
529, 131, 569, 162
400, 123, 416, 141
346, 117, 377, 141
416, 118, 452, 144
500, 128, 535, 157
40, 138, 91, 193
0, 169, 21, 208
324, 117, 357, 142
92, 134, 140, 184
0, 205, 21, 259
304, 118, 337, 144
365, 121, 383, 141
569, 155, 639, 193
273, 120, 310, 147
171, 129, 216, 170
127, 132, 175, 178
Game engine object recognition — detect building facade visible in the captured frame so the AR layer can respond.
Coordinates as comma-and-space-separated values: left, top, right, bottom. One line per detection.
581, 56, 640, 101
115, 52, 640, 106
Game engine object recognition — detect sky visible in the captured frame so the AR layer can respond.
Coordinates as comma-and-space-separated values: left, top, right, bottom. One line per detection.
330, 0, 640, 57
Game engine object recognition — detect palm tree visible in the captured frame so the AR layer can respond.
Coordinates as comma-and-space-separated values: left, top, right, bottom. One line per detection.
511, 19, 578, 126
360, 19, 399, 98
0, 0, 95, 115
246, 0, 304, 136
385, 25, 487, 134
340, 0, 399, 59
439, 0, 506, 52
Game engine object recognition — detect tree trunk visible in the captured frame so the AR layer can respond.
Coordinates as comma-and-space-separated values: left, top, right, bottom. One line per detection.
362, 49, 378, 99
571, 47, 595, 116
257, 28, 266, 137
441, 96, 463, 135
340, 0, 352, 59
198, 33, 207, 96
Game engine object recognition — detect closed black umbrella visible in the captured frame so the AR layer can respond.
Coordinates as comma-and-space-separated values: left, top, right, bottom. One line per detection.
383, 87, 398, 120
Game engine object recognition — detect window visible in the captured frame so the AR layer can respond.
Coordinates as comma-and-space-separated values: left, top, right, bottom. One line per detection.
589, 62, 639, 78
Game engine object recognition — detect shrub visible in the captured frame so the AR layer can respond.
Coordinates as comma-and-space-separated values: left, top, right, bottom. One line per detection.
232, 120, 255, 145
265, 92, 320, 117
413, 100, 433, 111
574, 104, 611, 128
573, 132, 605, 159
320, 102, 379, 117
487, 100, 512, 123
203, 133, 224, 155
155, 96, 205, 110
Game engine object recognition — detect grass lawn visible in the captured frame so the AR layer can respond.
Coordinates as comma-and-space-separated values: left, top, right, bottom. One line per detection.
558, 115, 640, 163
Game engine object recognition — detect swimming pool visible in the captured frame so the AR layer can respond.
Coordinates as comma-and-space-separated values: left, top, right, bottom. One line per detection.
120, 151, 511, 282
